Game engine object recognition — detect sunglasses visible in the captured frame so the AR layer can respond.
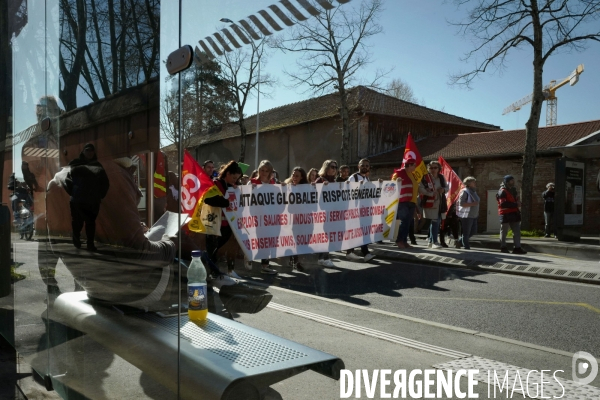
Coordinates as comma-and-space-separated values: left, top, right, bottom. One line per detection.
429, 166, 439, 170
405, 163, 415, 167
329, 165, 338, 169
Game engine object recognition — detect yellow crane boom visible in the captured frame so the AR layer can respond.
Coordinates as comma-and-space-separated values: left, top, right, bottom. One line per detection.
502, 64, 584, 126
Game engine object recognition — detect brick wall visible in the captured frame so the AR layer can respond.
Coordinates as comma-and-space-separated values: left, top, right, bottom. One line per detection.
371, 155, 599, 235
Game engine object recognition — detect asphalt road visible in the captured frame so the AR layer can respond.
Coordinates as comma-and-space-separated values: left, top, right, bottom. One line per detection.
244, 252, 600, 357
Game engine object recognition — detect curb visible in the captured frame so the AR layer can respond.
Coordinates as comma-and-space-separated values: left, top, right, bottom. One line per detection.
371, 245, 600, 286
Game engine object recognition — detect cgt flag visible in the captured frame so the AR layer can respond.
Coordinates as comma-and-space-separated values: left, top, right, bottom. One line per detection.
403, 133, 428, 182
181, 150, 222, 233
438, 156, 465, 210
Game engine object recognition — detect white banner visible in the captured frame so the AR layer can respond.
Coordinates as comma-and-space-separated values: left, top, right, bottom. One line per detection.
223, 181, 399, 260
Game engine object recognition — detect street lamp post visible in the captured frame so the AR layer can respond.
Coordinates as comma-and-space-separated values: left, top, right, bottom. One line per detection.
220, 18, 261, 168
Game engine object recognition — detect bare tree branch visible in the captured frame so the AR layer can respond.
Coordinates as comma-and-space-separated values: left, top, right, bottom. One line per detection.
272, 0, 386, 164
449, 0, 600, 229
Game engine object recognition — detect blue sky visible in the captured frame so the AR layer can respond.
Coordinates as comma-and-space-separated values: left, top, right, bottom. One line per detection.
178, 0, 600, 131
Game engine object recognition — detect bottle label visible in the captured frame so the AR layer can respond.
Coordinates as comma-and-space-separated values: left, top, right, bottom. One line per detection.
187, 283, 207, 311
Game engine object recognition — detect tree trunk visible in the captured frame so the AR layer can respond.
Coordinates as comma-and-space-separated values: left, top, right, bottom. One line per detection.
238, 113, 246, 163
521, 0, 545, 230
60, 0, 88, 110
338, 83, 350, 165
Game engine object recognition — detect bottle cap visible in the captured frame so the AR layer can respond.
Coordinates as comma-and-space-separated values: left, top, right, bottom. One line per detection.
191, 250, 202, 257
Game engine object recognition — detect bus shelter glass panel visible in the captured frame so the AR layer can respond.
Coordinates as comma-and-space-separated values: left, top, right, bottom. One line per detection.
8, 0, 180, 398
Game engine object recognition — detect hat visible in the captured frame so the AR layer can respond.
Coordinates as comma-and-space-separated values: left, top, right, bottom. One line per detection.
546, 182, 555, 189
83, 143, 95, 152
113, 157, 133, 169
403, 156, 417, 165
503, 175, 514, 184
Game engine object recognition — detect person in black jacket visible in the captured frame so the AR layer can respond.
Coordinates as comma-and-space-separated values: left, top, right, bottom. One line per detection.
542, 182, 555, 238
65, 143, 110, 251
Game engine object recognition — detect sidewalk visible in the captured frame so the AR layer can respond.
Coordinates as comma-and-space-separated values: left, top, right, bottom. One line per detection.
371, 234, 600, 285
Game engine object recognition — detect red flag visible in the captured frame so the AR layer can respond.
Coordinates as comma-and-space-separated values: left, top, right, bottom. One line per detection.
181, 150, 222, 232
438, 156, 465, 210
153, 151, 167, 198
403, 133, 428, 182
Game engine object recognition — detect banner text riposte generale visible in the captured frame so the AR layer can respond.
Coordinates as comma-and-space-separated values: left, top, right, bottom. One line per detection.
223, 181, 399, 260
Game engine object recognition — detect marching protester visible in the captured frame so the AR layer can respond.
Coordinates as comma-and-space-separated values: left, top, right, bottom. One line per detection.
393, 156, 418, 249
441, 202, 461, 248
345, 158, 378, 262
542, 182, 555, 238
203, 160, 215, 177
419, 161, 447, 249
284, 167, 310, 271
65, 143, 110, 251
497, 175, 527, 254
336, 165, 350, 182
205, 161, 243, 278
313, 160, 338, 267
249, 160, 279, 274
307, 168, 319, 183
457, 176, 480, 250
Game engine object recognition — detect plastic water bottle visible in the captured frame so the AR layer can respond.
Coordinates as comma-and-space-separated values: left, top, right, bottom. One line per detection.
187, 250, 208, 322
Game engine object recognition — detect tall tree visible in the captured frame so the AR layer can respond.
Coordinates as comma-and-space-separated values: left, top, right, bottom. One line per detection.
59, 0, 160, 110
450, 0, 600, 229
273, 0, 387, 165
216, 38, 274, 163
385, 78, 419, 103
161, 56, 236, 150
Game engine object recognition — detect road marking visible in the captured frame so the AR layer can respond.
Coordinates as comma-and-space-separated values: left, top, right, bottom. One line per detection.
267, 302, 470, 359
263, 285, 587, 359
435, 356, 600, 399
401, 297, 600, 314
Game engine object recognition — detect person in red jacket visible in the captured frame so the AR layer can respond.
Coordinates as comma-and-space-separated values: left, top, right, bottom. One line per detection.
393, 156, 418, 249
496, 175, 527, 254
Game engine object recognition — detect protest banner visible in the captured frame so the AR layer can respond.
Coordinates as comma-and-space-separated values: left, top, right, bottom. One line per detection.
223, 181, 400, 260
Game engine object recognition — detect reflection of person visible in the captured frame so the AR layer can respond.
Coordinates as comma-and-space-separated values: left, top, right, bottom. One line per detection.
542, 182, 555, 238
65, 143, 110, 251
314, 160, 339, 267
345, 159, 378, 262
204, 161, 242, 279
419, 161, 447, 249
497, 175, 527, 254
393, 156, 418, 249
457, 177, 480, 250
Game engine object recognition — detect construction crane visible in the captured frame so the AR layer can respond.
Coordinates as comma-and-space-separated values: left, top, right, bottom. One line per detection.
502, 64, 584, 126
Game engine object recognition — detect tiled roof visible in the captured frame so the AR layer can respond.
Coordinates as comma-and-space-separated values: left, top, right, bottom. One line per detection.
180, 86, 499, 149
369, 119, 600, 164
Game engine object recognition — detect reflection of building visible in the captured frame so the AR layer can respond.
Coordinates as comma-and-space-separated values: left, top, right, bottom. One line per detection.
369, 119, 600, 234
169, 86, 499, 173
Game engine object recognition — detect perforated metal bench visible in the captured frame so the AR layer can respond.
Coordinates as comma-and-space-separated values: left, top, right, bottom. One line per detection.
53, 292, 344, 400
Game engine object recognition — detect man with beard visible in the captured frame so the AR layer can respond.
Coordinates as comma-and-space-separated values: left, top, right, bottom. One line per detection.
496, 175, 527, 254
65, 143, 110, 251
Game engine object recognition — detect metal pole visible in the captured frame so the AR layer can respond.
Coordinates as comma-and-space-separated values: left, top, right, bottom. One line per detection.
254, 51, 260, 168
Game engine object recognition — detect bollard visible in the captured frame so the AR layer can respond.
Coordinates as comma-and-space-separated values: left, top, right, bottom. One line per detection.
0, 204, 10, 297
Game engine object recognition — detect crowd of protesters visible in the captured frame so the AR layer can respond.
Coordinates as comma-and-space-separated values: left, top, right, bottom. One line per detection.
197, 155, 553, 278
